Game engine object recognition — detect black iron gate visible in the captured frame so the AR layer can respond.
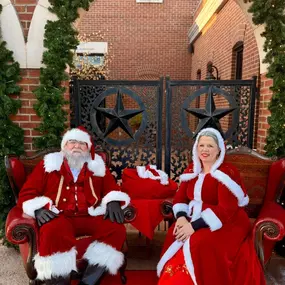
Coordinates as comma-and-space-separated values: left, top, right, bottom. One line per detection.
71, 77, 164, 181
70, 77, 257, 182
164, 77, 257, 181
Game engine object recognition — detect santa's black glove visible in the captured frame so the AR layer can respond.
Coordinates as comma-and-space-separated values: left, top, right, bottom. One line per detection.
34, 208, 58, 227
104, 201, 124, 224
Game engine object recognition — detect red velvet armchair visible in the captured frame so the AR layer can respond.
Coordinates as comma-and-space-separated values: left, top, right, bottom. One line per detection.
4, 149, 136, 285
160, 146, 285, 268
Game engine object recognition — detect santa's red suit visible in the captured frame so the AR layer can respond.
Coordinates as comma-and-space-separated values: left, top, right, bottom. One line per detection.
17, 129, 130, 281
157, 128, 266, 285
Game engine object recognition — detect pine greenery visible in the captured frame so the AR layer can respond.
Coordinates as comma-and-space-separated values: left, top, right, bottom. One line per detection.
33, 0, 94, 149
249, 0, 285, 157
0, 4, 24, 243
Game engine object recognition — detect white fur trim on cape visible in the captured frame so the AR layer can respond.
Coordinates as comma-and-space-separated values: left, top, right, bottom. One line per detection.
87, 154, 106, 177
179, 172, 197, 182
34, 247, 77, 280
201, 208, 223, 231
193, 173, 205, 202
183, 237, 197, 285
88, 191, 131, 217
22, 196, 53, 218
61, 128, 92, 150
44, 152, 64, 173
192, 127, 226, 175
189, 200, 203, 222
136, 165, 169, 185
173, 203, 189, 218
157, 240, 183, 277
211, 170, 249, 207
43, 152, 106, 177
83, 241, 124, 275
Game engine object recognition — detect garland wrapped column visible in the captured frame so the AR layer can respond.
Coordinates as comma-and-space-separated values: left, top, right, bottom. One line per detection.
249, 0, 285, 157
0, 4, 24, 243
33, 0, 94, 149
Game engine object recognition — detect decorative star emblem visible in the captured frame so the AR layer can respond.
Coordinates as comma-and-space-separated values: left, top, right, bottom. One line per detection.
95, 89, 144, 138
184, 86, 236, 137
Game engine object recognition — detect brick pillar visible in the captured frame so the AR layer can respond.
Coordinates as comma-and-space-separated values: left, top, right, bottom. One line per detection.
11, 69, 70, 155
256, 73, 273, 154
11, 0, 37, 40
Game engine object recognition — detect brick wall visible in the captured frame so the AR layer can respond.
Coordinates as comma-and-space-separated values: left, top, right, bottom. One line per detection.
78, 0, 199, 80
191, 0, 259, 81
190, 0, 267, 151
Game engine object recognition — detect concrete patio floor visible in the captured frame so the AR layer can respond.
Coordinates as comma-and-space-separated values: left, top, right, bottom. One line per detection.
1, 230, 285, 285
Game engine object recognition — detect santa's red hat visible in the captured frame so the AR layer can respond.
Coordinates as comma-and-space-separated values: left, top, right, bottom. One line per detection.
61, 126, 95, 159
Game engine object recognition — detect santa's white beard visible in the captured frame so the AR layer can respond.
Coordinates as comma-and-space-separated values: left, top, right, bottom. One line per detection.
63, 150, 91, 170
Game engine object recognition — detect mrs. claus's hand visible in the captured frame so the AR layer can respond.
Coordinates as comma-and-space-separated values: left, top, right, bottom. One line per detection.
173, 216, 188, 235
175, 223, 195, 242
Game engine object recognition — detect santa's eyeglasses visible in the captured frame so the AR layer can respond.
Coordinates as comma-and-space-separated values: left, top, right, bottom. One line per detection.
67, 140, 88, 147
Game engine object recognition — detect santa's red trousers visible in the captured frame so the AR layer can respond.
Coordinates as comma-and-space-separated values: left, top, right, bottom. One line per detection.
38, 214, 126, 257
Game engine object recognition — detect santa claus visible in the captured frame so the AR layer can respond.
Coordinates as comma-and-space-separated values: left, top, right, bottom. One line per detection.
17, 127, 130, 285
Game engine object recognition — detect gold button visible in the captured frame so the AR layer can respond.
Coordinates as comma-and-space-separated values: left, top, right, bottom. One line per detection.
63, 198, 67, 202
66, 186, 70, 190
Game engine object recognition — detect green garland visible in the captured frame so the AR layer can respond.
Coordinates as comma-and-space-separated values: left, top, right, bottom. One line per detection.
33, 0, 94, 149
0, 4, 24, 244
249, 0, 285, 157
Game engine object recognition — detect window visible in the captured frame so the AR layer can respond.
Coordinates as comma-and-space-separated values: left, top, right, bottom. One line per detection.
232, 42, 244, 80
196, 69, 201, 80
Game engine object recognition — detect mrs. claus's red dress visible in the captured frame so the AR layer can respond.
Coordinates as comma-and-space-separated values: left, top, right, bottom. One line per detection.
157, 128, 265, 285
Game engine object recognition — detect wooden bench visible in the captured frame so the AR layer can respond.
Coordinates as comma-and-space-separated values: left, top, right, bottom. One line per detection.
161, 146, 285, 268
4, 148, 136, 285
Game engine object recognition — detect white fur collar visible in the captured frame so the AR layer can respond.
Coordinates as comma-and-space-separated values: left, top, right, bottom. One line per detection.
44, 152, 106, 177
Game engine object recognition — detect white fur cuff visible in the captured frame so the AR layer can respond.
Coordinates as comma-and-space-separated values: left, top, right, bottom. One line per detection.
83, 241, 124, 275
173, 203, 189, 218
201, 208, 222, 231
88, 191, 131, 217
22, 196, 53, 218
34, 247, 77, 280
102, 191, 130, 209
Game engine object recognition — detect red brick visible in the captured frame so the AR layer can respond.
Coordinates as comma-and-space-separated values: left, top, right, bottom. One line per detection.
15, 0, 36, 4
28, 69, 41, 77
9, 114, 30, 121
19, 13, 33, 21
19, 78, 39, 85
30, 115, 41, 122
26, 6, 35, 13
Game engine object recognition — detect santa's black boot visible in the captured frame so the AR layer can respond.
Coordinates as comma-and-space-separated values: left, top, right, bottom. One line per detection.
79, 264, 106, 285
45, 275, 70, 285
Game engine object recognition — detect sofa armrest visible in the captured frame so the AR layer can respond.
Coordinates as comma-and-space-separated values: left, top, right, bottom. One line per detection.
253, 201, 285, 267
5, 206, 38, 245
123, 205, 137, 223
160, 199, 174, 219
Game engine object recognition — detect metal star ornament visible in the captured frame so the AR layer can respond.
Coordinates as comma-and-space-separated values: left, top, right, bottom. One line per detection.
95, 89, 144, 138
184, 86, 235, 137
